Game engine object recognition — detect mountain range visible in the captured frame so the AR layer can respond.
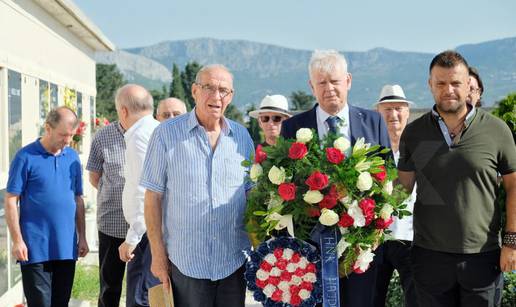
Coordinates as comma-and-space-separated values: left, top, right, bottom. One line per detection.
95, 37, 516, 110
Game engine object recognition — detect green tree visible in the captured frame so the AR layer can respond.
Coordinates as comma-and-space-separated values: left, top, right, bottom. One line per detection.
170, 63, 187, 104
492, 92, 516, 141
290, 90, 315, 111
150, 84, 168, 110
225, 104, 244, 124
181, 62, 202, 110
246, 104, 262, 145
96, 64, 126, 121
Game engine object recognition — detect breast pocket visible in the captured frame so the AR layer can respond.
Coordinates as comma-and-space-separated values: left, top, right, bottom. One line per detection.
223, 157, 247, 188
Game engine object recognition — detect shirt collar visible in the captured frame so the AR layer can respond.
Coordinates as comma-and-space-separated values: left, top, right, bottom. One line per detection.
431, 103, 476, 127
35, 138, 67, 156
124, 114, 155, 139
115, 121, 126, 134
316, 103, 349, 124
187, 108, 233, 136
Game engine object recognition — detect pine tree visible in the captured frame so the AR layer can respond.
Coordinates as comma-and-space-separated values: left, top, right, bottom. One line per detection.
181, 62, 202, 110
169, 63, 187, 104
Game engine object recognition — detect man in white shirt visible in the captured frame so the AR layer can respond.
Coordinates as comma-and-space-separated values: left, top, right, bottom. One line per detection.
116, 84, 160, 307
373, 85, 418, 307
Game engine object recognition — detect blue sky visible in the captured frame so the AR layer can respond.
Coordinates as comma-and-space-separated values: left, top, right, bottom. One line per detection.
76, 0, 516, 52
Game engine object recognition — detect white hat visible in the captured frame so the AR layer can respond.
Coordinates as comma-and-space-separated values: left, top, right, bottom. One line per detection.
375, 84, 413, 106
249, 95, 291, 118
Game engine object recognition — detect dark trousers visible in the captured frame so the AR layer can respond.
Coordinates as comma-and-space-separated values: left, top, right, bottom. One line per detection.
339, 263, 378, 307
410, 246, 503, 307
21, 260, 76, 307
169, 262, 246, 307
98, 231, 126, 307
126, 233, 160, 307
374, 240, 418, 307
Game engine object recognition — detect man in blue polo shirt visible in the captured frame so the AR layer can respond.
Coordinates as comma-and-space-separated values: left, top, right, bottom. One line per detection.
5, 106, 89, 307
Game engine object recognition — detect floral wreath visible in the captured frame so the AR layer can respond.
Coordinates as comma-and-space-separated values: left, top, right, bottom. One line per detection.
244, 128, 410, 276
245, 237, 323, 307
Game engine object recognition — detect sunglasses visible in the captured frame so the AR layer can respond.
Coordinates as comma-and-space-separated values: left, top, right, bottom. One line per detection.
259, 115, 284, 123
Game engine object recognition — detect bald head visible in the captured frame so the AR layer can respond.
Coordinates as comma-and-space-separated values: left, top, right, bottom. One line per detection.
46, 106, 78, 129
115, 84, 153, 114
157, 98, 187, 122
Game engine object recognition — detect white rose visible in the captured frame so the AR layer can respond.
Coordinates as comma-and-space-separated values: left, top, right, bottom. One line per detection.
282, 291, 292, 304
356, 172, 373, 191
302, 272, 317, 282
278, 281, 290, 292
264, 254, 277, 265
283, 248, 294, 260
348, 200, 366, 227
299, 289, 311, 300
256, 269, 269, 280
263, 284, 276, 297
269, 267, 281, 277
319, 208, 339, 226
379, 204, 394, 220
296, 128, 313, 143
354, 248, 375, 272
333, 137, 351, 152
249, 163, 263, 182
268, 165, 286, 185
291, 275, 302, 285
303, 190, 324, 204
382, 180, 393, 195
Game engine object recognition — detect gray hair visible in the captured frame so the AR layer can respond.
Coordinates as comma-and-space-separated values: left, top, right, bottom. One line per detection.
195, 64, 234, 84
308, 49, 348, 79
45, 106, 78, 128
115, 84, 154, 113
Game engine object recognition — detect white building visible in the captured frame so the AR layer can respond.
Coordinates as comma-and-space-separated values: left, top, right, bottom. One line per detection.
0, 0, 114, 303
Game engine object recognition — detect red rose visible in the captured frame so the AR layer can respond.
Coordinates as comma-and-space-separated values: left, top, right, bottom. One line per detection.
278, 183, 296, 201
306, 263, 316, 273
338, 213, 354, 228
255, 144, 267, 163
291, 253, 301, 263
280, 271, 292, 281
276, 258, 288, 270
272, 289, 283, 302
359, 198, 376, 226
256, 278, 267, 288
268, 276, 280, 286
288, 142, 308, 160
305, 171, 329, 190
319, 194, 337, 209
290, 294, 302, 306
372, 165, 387, 182
374, 217, 394, 229
293, 268, 304, 277
307, 207, 321, 217
300, 281, 314, 291
289, 285, 300, 296
326, 147, 345, 164
273, 248, 283, 259
260, 261, 272, 272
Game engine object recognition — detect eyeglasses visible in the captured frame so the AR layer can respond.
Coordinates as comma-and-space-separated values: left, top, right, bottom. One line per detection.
469, 87, 481, 94
197, 83, 233, 98
259, 115, 284, 123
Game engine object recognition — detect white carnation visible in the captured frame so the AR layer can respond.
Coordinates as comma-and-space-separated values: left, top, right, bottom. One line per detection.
291, 275, 302, 285
282, 248, 294, 260
264, 254, 277, 265
336, 238, 352, 258
302, 272, 317, 283
278, 281, 290, 292
263, 284, 276, 297
380, 204, 394, 220
348, 200, 366, 227
382, 180, 393, 195
256, 269, 269, 281
269, 267, 281, 277
286, 263, 297, 272
355, 248, 375, 272
299, 289, 311, 300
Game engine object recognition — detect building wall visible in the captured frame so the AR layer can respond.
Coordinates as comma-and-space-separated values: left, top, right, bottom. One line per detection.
0, 0, 101, 302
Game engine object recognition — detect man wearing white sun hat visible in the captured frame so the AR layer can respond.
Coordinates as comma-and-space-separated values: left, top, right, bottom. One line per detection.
373, 84, 418, 307
249, 95, 292, 146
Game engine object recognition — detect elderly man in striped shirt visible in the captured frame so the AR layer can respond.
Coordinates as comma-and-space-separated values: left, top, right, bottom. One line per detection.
141, 64, 254, 307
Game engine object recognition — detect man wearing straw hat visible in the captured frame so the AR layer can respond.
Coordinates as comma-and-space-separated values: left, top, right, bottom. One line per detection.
373, 85, 418, 307
249, 95, 291, 146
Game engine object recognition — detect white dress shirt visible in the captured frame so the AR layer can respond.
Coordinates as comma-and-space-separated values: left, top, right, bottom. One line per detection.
315, 104, 350, 141
122, 114, 160, 246
389, 151, 415, 241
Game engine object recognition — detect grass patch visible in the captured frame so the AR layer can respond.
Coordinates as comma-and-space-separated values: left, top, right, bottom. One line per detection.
71, 264, 100, 302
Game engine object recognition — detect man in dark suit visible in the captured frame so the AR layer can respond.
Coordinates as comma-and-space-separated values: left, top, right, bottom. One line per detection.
281, 49, 390, 307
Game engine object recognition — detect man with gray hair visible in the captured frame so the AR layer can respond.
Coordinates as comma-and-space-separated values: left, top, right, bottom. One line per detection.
5, 106, 88, 306
142, 64, 254, 306
156, 97, 187, 122
281, 50, 390, 307
116, 84, 160, 307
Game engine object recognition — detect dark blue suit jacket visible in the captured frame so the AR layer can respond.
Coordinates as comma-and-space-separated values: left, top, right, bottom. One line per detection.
281, 104, 391, 148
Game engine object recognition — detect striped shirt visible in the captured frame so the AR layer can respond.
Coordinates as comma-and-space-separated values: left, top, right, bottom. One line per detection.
141, 110, 254, 280
86, 122, 129, 239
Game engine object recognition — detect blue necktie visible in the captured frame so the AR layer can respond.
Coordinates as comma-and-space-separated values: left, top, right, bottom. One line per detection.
326, 116, 340, 134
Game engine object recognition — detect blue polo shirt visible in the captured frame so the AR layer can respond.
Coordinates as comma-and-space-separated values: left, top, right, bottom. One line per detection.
6, 139, 83, 265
